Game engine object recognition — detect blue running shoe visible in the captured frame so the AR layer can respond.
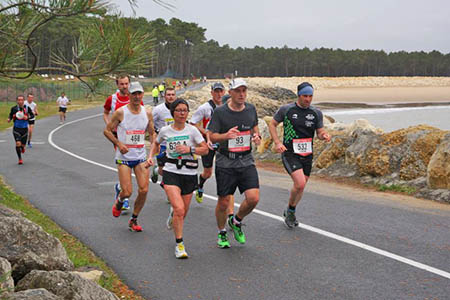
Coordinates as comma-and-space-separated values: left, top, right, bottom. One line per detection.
114, 183, 121, 201
122, 198, 130, 211
28, 142, 32, 148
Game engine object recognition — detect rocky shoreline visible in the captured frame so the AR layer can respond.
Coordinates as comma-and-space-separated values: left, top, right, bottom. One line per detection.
183, 78, 450, 203
0, 204, 118, 300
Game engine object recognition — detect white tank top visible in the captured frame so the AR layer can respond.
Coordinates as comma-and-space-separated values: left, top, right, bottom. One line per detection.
115, 105, 149, 161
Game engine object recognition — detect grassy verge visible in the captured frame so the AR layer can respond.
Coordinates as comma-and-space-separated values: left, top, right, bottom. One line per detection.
0, 97, 145, 299
376, 184, 417, 195
0, 177, 145, 300
0, 98, 104, 131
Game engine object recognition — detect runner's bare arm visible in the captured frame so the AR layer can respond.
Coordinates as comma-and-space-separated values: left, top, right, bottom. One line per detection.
103, 108, 111, 125
316, 127, 331, 142
268, 118, 287, 153
145, 140, 160, 168
146, 108, 155, 143
175, 140, 209, 156
103, 109, 128, 153
210, 126, 240, 143
190, 121, 207, 136
251, 124, 261, 146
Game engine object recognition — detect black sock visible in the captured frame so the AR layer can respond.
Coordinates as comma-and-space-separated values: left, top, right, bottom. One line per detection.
199, 175, 207, 188
235, 215, 242, 223
131, 214, 138, 219
16, 147, 22, 159
176, 238, 183, 244
288, 205, 296, 212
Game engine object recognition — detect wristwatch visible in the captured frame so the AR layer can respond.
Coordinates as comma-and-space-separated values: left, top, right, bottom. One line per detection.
190, 146, 196, 155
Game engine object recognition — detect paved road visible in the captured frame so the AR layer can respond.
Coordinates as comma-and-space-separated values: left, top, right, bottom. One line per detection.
1, 98, 450, 299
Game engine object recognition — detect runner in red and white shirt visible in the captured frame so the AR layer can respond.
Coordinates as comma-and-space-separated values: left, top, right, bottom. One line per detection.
103, 75, 131, 126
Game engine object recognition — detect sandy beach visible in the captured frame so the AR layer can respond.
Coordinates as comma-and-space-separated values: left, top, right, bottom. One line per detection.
314, 86, 450, 105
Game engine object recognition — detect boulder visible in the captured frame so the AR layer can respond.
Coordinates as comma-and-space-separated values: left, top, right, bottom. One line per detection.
0, 204, 23, 218
314, 137, 351, 169
5, 288, 62, 300
16, 270, 119, 300
0, 216, 73, 282
427, 134, 450, 189
70, 270, 103, 283
0, 257, 14, 293
256, 118, 270, 153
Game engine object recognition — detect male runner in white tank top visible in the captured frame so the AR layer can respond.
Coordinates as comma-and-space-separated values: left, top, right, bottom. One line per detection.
104, 82, 155, 232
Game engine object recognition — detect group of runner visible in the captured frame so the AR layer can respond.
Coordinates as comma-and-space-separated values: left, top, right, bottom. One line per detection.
6, 74, 330, 258
101, 74, 331, 259
7, 91, 67, 164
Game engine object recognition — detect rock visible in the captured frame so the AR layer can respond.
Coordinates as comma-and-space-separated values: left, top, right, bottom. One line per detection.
0, 204, 23, 218
0, 216, 73, 282
427, 134, 450, 189
69, 270, 103, 283
4, 288, 62, 300
16, 270, 119, 300
256, 118, 270, 153
0, 257, 14, 293
324, 119, 383, 137
314, 137, 350, 169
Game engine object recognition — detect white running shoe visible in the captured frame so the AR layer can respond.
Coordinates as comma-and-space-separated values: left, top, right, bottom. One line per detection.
175, 242, 188, 259
166, 206, 173, 230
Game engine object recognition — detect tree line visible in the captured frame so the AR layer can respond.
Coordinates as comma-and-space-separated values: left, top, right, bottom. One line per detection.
21, 16, 450, 78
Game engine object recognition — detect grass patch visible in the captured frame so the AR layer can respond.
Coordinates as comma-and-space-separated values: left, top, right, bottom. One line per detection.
0, 98, 104, 131
377, 184, 417, 195
0, 177, 145, 299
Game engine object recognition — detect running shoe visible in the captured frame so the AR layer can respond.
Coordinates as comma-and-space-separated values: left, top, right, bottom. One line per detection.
195, 188, 203, 204
128, 218, 143, 232
27, 142, 32, 148
166, 206, 173, 230
228, 216, 246, 244
112, 200, 123, 217
217, 231, 230, 249
175, 242, 188, 259
121, 198, 130, 211
18, 159, 23, 165
114, 183, 121, 201
283, 209, 299, 228
151, 166, 158, 183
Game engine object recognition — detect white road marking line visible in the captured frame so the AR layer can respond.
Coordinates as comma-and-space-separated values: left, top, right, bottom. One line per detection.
48, 113, 450, 280
0, 139, 6, 143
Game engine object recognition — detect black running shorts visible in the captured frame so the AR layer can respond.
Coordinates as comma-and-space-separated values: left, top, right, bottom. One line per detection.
13, 127, 28, 145
215, 165, 259, 196
59, 107, 67, 113
281, 152, 312, 177
201, 148, 216, 169
163, 170, 198, 195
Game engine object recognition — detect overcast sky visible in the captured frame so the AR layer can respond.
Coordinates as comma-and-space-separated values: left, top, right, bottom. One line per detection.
113, 0, 450, 53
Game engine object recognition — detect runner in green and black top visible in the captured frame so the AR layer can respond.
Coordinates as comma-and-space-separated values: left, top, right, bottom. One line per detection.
7, 95, 34, 165
208, 78, 262, 248
268, 82, 331, 228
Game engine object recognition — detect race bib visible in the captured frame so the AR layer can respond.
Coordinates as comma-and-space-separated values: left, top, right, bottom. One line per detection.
228, 130, 251, 152
293, 138, 312, 156
164, 117, 174, 126
125, 130, 145, 148
167, 135, 190, 158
